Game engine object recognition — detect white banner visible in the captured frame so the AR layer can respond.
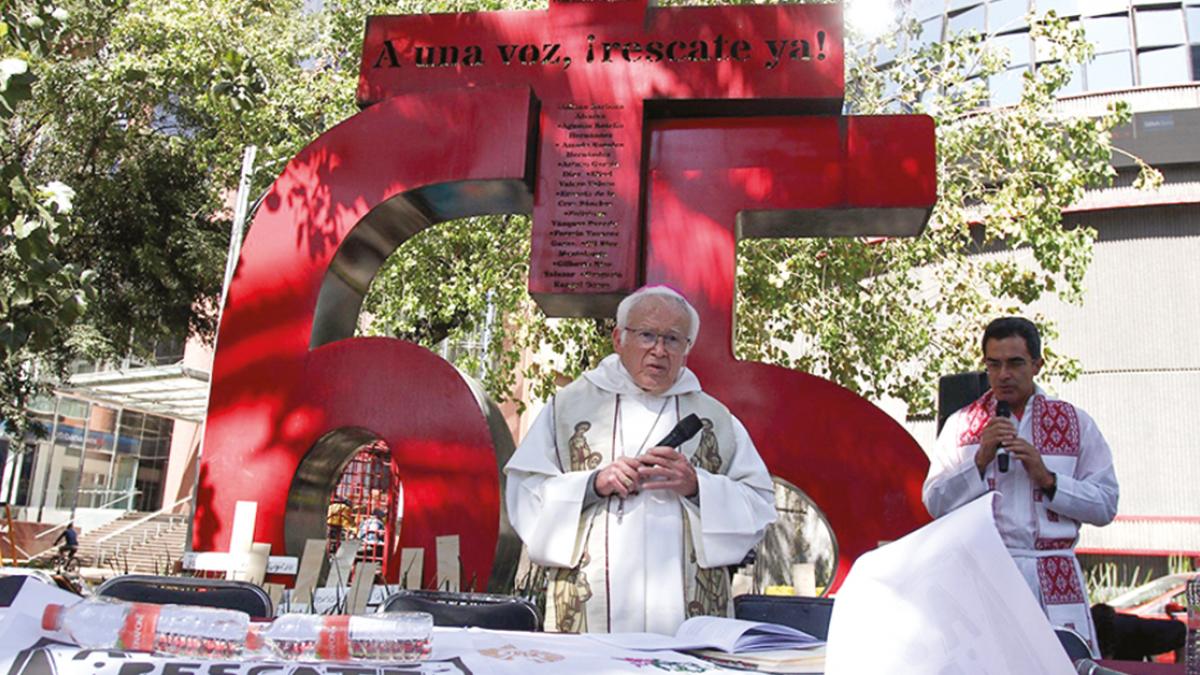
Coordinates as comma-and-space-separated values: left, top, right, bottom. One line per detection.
182, 552, 299, 576
3, 644, 470, 675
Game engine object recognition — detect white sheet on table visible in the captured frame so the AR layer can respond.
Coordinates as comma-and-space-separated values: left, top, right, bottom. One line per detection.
824, 493, 1075, 675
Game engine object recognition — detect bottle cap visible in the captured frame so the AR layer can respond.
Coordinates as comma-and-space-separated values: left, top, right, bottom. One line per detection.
245, 625, 265, 651
41, 604, 63, 631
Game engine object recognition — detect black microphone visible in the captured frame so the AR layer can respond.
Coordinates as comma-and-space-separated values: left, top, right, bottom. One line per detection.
1074, 659, 1125, 675
655, 413, 703, 449
995, 400, 1011, 473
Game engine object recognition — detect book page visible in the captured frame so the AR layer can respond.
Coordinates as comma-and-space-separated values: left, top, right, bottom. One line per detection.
677, 616, 822, 651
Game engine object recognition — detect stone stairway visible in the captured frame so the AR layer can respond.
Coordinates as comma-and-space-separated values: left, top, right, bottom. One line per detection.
81, 513, 189, 575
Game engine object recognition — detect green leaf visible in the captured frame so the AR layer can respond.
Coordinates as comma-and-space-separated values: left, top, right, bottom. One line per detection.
11, 214, 41, 240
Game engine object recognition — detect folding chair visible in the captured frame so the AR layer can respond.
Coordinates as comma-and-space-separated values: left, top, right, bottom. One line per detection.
1054, 626, 1095, 662
379, 589, 541, 630
96, 574, 273, 618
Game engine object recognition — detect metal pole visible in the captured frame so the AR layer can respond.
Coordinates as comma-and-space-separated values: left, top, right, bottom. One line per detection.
479, 290, 496, 380
183, 144, 257, 555
3, 504, 16, 566
4, 448, 19, 506
69, 401, 93, 521
105, 408, 123, 509
35, 396, 62, 523
220, 145, 258, 312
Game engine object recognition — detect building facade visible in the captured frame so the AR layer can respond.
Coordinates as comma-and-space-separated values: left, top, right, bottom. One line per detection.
900, 0, 1200, 574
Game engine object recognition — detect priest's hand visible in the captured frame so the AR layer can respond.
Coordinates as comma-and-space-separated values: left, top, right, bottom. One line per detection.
595, 457, 643, 498
1005, 437, 1055, 489
976, 417, 1017, 474
637, 447, 699, 498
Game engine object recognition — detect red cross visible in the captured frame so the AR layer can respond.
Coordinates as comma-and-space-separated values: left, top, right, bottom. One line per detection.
360, 0, 859, 315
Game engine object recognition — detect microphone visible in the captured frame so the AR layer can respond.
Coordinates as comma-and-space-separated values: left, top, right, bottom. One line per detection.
655, 414, 703, 449
995, 400, 1011, 473
621, 414, 703, 517
1074, 659, 1125, 675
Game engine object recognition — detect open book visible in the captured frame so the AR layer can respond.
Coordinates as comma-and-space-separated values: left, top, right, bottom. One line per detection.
588, 616, 824, 653
689, 646, 827, 674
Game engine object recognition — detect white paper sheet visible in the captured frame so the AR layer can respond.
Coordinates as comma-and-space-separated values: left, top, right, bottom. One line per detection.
825, 494, 1075, 675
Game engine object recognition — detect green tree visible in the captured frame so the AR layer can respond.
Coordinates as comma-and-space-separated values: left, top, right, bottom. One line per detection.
1, 4, 94, 435
1, 0, 346, 433
734, 11, 1160, 414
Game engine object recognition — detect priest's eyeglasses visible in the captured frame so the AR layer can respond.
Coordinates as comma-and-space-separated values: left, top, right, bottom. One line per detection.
623, 328, 689, 353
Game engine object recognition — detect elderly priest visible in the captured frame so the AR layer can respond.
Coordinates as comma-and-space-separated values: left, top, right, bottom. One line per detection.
505, 285, 778, 634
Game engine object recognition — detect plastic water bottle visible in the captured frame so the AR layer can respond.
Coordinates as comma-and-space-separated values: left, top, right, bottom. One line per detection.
258, 612, 433, 662
43, 599, 252, 657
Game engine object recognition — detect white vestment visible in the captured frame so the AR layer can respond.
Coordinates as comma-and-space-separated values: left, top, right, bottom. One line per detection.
505, 354, 777, 634
923, 387, 1119, 652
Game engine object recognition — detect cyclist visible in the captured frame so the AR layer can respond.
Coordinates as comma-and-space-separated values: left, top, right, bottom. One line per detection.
53, 522, 79, 568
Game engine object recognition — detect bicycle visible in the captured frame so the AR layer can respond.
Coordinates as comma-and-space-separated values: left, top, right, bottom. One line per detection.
49, 548, 81, 574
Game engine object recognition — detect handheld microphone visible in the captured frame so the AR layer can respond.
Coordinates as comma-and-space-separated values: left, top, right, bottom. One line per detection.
995, 400, 1011, 473
623, 414, 704, 513
654, 413, 703, 449
1074, 659, 1125, 675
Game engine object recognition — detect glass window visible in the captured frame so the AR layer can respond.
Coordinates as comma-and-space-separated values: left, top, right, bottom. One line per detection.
877, 35, 902, 65
1034, 0, 1080, 18
1084, 15, 1133, 52
1192, 44, 1200, 79
990, 0, 1030, 33
1136, 10, 1186, 48
1035, 60, 1085, 94
949, 0, 983, 12
1138, 45, 1191, 84
1063, 62, 1086, 93
912, 0, 947, 21
989, 66, 1028, 105
883, 77, 902, 109
949, 4, 987, 34
1084, 0, 1132, 17
56, 398, 88, 424
26, 395, 56, 415
993, 31, 1032, 65
1186, 8, 1200, 42
917, 16, 944, 46
1086, 50, 1134, 89
1035, 19, 1082, 61
152, 333, 186, 365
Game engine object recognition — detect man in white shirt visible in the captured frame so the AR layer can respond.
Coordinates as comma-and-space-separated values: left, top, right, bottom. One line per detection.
505, 285, 778, 634
924, 317, 1119, 652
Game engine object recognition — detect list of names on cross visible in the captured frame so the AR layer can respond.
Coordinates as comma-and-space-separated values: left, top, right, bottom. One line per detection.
548, 102, 624, 290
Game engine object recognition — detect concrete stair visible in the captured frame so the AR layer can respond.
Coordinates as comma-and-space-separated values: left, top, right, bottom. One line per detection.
81, 513, 189, 575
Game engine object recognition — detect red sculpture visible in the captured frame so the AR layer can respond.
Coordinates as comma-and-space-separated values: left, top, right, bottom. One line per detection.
195, 0, 936, 591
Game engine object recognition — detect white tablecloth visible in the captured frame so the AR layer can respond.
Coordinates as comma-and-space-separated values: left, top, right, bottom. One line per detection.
0, 612, 762, 675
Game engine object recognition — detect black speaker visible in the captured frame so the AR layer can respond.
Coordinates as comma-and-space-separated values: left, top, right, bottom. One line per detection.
937, 371, 989, 435
734, 594, 835, 640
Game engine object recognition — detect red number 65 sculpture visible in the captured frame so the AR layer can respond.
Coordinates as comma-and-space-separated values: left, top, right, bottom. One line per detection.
195, 1, 936, 592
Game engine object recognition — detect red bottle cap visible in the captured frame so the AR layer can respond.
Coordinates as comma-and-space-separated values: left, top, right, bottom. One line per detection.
245, 625, 265, 651
42, 604, 63, 631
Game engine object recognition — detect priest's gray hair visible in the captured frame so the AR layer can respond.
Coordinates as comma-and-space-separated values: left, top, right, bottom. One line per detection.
615, 285, 700, 345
